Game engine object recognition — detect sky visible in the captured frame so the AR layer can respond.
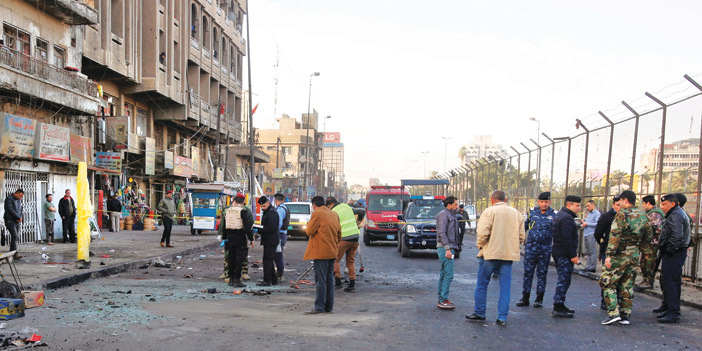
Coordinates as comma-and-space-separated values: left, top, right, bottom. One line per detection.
245, 0, 702, 187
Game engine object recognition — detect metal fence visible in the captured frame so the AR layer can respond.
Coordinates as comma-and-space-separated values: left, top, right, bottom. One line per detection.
441, 74, 702, 282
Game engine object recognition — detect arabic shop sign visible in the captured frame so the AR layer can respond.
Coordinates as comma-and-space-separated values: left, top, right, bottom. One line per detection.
35, 123, 70, 162
145, 137, 155, 175
70, 134, 93, 164
0, 113, 36, 158
95, 152, 121, 171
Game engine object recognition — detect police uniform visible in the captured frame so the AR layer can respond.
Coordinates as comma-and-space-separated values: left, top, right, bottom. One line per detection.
551, 195, 581, 317
638, 195, 664, 289
517, 192, 555, 308
599, 192, 652, 324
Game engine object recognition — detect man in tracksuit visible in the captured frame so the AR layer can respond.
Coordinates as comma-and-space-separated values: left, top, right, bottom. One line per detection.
257, 196, 280, 286
435, 196, 460, 310
274, 193, 290, 281
551, 195, 581, 318
3, 189, 24, 259
327, 197, 361, 293
517, 191, 555, 308
219, 194, 254, 288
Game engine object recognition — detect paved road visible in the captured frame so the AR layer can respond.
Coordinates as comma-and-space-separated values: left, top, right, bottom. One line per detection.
11, 234, 701, 350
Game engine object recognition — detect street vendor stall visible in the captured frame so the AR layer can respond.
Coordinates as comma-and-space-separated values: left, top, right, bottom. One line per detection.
186, 182, 243, 235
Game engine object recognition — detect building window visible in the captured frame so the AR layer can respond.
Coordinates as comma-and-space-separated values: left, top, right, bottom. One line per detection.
202, 16, 209, 49
111, 0, 124, 38
136, 108, 147, 137
53, 46, 65, 68
2, 25, 17, 50
36, 38, 48, 61
191, 3, 198, 39
17, 30, 30, 55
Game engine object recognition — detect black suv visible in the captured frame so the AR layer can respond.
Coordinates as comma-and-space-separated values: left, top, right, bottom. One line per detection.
396, 199, 444, 257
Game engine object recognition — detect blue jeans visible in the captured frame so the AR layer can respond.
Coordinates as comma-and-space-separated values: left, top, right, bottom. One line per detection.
313, 259, 335, 312
437, 247, 455, 302
474, 258, 513, 321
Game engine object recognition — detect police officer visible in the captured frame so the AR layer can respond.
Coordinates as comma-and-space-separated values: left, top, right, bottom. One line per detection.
517, 191, 555, 308
219, 194, 254, 288
656, 193, 691, 323
636, 195, 664, 291
599, 191, 653, 325
551, 195, 581, 318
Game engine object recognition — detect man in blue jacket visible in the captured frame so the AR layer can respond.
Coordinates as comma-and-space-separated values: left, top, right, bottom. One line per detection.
656, 194, 691, 323
3, 189, 24, 259
551, 195, 581, 318
517, 191, 555, 308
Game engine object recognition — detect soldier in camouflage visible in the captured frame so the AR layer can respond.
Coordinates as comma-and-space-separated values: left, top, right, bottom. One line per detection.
600, 190, 653, 325
517, 191, 555, 308
636, 195, 664, 290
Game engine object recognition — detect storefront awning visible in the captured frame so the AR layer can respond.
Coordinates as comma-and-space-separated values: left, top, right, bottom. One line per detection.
87, 165, 121, 174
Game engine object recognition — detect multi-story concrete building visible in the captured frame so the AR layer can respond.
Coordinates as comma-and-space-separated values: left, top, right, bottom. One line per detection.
0, 0, 100, 243
257, 113, 323, 199
81, 0, 247, 211
641, 138, 700, 175
459, 135, 505, 164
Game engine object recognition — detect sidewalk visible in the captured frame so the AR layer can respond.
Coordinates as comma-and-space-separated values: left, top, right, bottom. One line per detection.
4, 225, 219, 291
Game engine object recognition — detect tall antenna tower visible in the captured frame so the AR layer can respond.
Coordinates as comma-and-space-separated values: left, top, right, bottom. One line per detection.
272, 45, 279, 126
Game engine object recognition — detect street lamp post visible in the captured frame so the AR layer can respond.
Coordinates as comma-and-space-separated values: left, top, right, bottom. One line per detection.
303, 72, 320, 201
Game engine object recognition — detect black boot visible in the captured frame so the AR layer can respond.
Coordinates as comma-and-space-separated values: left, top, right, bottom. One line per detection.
562, 304, 575, 314
552, 304, 574, 318
533, 293, 544, 308
344, 280, 355, 292
516, 292, 530, 307
335, 277, 343, 289
652, 304, 667, 313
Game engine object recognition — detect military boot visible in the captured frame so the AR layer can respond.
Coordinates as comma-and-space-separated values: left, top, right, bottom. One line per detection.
533, 293, 544, 308
344, 280, 355, 292
552, 304, 574, 318
516, 292, 530, 307
335, 277, 343, 289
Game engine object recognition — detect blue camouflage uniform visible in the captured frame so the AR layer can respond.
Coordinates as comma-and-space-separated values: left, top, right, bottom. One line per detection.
522, 206, 555, 295
552, 206, 579, 305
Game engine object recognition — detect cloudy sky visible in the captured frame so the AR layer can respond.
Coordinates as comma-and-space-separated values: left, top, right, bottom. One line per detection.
245, 0, 702, 186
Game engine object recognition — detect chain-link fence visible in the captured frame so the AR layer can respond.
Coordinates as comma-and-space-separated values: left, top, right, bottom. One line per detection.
443, 74, 702, 282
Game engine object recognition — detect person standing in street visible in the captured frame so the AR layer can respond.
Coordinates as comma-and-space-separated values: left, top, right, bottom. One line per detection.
326, 197, 361, 293
274, 193, 290, 282
435, 196, 460, 310
3, 189, 24, 259
466, 191, 524, 326
594, 195, 621, 310
582, 200, 601, 272
456, 204, 467, 252
257, 196, 280, 286
58, 189, 77, 243
551, 195, 581, 318
303, 196, 341, 314
517, 191, 555, 308
636, 195, 664, 291
219, 194, 254, 288
655, 194, 691, 323
158, 190, 176, 248
599, 191, 652, 325
43, 194, 56, 245
107, 195, 122, 232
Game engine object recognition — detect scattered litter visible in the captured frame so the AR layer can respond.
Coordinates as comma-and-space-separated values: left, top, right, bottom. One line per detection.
184, 274, 193, 278
26, 334, 41, 342
591, 303, 597, 307
111, 333, 118, 336
139, 264, 149, 269
101, 255, 110, 258
199, 255, 207, 259
149, 298, 156, 302
100, 262, 106, 265
175, 256, 182, 259
201, 288, 217, 294
153, 260, 172, 268
109, 249, 115, 252
176, 267, 181, 269
41, 254, 49, 260
186, 289, 198, 294
187, 267, 193, 270
252, 264, 259, 268
251, 290, 271, 296
41, 247, 47, 251
0, 323, 6, 329
232, 290, 242, 295
43, 262, 69, 265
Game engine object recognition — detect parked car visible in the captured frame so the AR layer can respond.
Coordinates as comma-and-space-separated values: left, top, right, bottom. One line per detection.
396, 199, 445, 257
284, 202, 314, 238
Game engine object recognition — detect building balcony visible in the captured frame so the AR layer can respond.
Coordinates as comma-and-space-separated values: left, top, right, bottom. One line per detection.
0, 47, 99, 114
203, 47, 210, 59
216, 7, 223, 17
213, 57, 219, 67
222, 66, 228, 76
232, 120, 243, 142
191, 37, 199, 50
24, 0, 98, 25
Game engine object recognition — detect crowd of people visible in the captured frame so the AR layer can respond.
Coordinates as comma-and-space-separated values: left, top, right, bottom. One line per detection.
437, 189, 692, 326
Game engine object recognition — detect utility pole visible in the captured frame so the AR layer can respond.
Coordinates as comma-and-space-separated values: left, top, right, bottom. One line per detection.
442, 136, 451, 172
246, 0, 255, 209
303, 72, 320, 200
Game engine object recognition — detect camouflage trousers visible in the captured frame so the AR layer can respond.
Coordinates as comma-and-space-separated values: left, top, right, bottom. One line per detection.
599, 248, 639, 318
223, 246, 249, 278
639, 244, 657, 285
522, 249, 550, 295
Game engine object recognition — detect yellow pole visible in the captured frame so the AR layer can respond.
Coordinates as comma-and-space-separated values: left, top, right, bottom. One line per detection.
76, 162, 92, 265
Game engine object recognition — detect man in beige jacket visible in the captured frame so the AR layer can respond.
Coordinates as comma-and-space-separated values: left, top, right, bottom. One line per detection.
466, 190, 525, 326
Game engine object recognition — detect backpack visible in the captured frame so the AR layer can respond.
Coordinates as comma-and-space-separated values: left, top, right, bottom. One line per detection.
279, 204, 291, 231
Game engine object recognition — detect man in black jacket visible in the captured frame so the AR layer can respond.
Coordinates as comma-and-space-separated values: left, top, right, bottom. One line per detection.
58, 189, 77, 243
3, 188, 24, 259
656, 194, 691, 323
219, 194, 254, 288
107, 195, 122, 232
593, 195, 621, 309
257, 196, 280, 286
551, 195, 581, 318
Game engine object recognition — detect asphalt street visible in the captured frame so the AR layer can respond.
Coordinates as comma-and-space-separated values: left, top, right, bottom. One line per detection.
8, 233, 701, 350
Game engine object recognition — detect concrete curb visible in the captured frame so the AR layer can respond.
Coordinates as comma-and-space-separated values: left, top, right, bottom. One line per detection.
31, 241, 222, 291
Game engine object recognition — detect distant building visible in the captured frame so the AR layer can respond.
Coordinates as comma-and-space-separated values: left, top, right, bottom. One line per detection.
369, 178, 380, 187
460, 135, 505, 164
641, 138, 699, 176
322, 132, 344, 197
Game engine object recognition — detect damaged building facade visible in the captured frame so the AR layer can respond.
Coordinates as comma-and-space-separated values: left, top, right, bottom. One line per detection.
0, 0, 250, 242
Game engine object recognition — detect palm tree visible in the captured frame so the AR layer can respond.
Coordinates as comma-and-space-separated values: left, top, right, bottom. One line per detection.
458, 146, 468, 164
